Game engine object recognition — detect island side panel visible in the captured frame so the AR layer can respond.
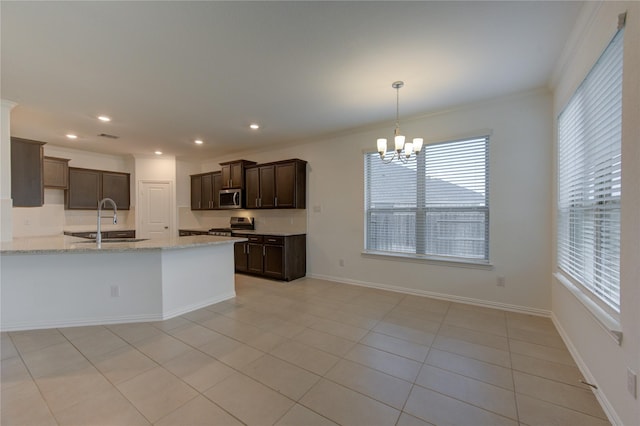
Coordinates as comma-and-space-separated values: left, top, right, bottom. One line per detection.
0, 251, 164, 331
160, 243, 236, 318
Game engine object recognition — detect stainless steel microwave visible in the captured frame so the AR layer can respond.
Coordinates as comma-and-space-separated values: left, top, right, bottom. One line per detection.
219, 188, 243, 209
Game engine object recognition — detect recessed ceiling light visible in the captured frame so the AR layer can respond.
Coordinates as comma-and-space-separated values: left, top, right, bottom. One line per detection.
249, 123, 260, 130
66, 134, 78, 139
194, 139, 203, 145
154, 151, 163, 155
97, 115, 111, 122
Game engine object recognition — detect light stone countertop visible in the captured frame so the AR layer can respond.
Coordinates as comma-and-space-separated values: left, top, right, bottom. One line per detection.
1, 234, 247, 254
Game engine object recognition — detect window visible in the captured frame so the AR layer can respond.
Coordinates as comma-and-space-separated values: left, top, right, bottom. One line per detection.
364, 136, 489, 263
557, 28, 623, 313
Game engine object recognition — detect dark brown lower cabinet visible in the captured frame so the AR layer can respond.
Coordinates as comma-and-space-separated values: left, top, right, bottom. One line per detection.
234, 234, 306, 281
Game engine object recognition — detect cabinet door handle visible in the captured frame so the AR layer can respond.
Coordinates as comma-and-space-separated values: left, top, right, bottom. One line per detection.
198, 201, 201, 208
263, 246, 266, 256
275, 197, 278, 207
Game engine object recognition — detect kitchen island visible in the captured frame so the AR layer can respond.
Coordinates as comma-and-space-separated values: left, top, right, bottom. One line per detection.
0, 234, 246, 331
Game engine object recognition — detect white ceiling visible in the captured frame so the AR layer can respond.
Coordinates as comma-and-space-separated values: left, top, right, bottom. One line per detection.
1, 1, 583, 160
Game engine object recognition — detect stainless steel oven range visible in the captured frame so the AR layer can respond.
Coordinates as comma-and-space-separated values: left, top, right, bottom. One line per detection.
208, 216, 254, 236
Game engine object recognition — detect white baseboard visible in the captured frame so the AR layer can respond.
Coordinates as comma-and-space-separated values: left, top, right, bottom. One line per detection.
307, 273, 551, 317
1, 292, 236, 332
0, 313, 163, 332
551, 313, 622, 426
161, 291, 236, 320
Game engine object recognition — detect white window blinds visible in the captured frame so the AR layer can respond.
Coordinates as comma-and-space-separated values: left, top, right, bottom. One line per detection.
365, 136, 489, 262
557, 28, 623, 312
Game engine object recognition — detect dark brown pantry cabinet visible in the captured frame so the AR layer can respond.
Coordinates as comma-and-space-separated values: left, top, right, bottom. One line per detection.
10, 137, 45, 207
245, 159, 306, 209
66, 167, 130, 210
234, 233, 306, 281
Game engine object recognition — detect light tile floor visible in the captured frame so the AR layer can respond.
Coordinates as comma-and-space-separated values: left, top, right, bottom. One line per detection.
1, 275, 611, 426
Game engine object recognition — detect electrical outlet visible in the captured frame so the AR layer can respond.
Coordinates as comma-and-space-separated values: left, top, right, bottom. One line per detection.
339, 259, 345, 267
497, 276, 506, 287
110, 285, 120, 298
628, 368, 637, 398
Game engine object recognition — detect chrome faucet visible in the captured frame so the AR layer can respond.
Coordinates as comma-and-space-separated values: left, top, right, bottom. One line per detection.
97, 198, 118, 246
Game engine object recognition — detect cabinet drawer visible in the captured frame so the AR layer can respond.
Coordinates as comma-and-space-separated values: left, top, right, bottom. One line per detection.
263, 236, 284, 245
246, 235, 263, 243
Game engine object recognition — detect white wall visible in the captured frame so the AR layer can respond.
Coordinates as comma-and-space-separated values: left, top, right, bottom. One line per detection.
0, 100, 17, 242
185, 89, 553, 313
12, 145, 135, 237
551, 2, 640, 424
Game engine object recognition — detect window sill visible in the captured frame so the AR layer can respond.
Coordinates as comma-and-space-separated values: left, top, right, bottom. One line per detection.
361, 250, 493, 270
554, 272, 622, 345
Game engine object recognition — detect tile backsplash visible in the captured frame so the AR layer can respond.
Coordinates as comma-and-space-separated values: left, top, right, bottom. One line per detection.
178, 206, 307, 234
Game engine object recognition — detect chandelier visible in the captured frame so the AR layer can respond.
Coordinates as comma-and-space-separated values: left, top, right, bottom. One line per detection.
376, 81, 423, 163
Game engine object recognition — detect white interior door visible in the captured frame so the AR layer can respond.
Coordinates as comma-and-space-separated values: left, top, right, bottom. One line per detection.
139, 181, 171, 239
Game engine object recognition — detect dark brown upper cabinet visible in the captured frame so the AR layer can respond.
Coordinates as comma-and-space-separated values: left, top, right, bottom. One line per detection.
220, 160, 256, 189
190, 171, 222, 210
245, 159, 306, 209
66, 167, 130, 210
43, 156, 70, 189
11, 137, 45, 207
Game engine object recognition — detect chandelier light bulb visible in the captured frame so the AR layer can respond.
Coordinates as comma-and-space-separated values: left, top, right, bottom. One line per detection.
394, 134, 405, 152
404, 142, 414, 158
413, 138, 424, 154
377, 138, 387, 155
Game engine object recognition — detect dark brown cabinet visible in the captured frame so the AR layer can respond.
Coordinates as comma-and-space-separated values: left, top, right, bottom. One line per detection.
43, 156, 70, 189
234, 241, 249, 272
66, 167, 130, 210
190, 175, 202, 210
245, 159, 306, 209
220, 160, 256, 189
67, 168, 100, 209
102, 172, 130, 210
190, 171, 222, 210
11, 137, 45, 207
234, 233, 306, 281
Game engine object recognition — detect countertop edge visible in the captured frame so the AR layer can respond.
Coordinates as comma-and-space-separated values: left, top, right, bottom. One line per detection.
1, 235, 247, 254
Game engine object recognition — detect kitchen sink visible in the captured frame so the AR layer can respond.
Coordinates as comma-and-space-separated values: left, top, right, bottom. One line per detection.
77, 238, 148, 243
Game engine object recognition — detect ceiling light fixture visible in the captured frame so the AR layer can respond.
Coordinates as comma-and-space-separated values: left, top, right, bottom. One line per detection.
66, 134, 78, 139
97, 115, 111, 122
376, 81, 423, 163
154, 151, 163, 155
249, 123, 260, 130
194, 139, 203, 145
